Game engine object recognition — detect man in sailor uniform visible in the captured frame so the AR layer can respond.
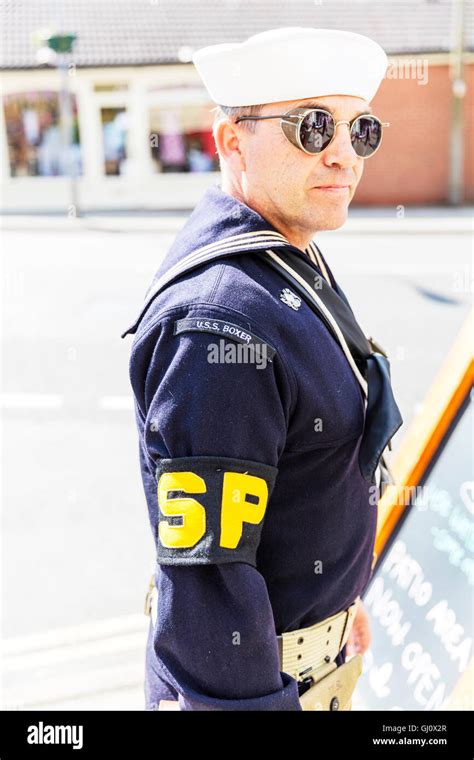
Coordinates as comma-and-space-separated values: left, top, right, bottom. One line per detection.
122, 27, 403, 711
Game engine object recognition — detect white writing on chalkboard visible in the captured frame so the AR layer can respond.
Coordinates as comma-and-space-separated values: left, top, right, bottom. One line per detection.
366, 575, 446, 708
383, 539, 432, 605
420, 482, 474, 586
425, 600, 472, 672
365, 577, 412, 646
365, 540, 472, 709
401, 642, 446, 709
359, 403, 472, 710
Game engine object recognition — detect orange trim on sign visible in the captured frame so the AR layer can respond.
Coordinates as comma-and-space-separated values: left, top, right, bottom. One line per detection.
375, 309, 473, 560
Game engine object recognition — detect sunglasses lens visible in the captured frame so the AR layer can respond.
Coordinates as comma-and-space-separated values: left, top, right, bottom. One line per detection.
351, 116, 382, 157
299, 110, 334, 153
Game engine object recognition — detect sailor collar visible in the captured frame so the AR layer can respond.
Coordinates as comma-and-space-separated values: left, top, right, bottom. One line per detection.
121, 184, 330, 338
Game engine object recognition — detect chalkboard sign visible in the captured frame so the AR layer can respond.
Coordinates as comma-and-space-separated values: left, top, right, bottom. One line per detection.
355, 391, 473, 710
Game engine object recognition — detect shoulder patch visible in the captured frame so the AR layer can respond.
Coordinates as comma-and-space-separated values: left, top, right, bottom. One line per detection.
173, 316, 276, 362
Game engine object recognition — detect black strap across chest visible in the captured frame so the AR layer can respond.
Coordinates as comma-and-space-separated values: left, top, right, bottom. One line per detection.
261, 246, 403, 483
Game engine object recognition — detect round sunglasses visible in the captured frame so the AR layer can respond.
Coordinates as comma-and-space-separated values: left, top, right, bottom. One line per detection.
235, 107, 390, 158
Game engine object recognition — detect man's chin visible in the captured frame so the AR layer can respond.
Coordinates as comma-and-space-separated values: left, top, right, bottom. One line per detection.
312, 204, 349, 231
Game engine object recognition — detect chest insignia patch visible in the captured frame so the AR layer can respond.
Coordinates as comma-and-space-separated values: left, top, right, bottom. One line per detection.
279, 288, 302, 311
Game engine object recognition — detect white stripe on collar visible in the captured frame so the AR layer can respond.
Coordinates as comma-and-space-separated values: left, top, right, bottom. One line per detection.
145, 231, 290, 304
144, 231, 327, 309
188, 229, 290, 259
162, 230, 289, 282
307, 241, 332, 287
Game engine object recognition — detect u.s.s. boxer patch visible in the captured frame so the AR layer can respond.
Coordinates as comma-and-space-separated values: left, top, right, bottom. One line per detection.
173, 316, 276, 365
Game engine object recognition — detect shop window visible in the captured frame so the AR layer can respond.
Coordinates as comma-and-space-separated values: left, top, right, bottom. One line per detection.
149, 105, 218, 173
3, 91, 81, 177
101, 107, 128, 175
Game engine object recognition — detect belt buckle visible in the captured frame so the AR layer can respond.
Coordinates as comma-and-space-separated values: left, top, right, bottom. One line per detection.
278, 598, 359, 682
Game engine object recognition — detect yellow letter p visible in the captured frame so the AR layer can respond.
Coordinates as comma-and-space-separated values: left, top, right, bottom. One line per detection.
220, 472, 268, 549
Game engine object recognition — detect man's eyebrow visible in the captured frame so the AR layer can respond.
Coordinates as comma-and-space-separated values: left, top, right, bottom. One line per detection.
293, 101, 373, 117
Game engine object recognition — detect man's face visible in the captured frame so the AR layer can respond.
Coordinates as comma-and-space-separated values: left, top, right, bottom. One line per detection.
237, 95, 369, 236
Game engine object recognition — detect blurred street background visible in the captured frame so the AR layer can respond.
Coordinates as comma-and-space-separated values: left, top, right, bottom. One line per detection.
1, 0, 473, 710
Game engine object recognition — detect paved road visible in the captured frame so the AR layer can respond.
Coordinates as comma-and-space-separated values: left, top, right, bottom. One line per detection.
1, 217, 471, 707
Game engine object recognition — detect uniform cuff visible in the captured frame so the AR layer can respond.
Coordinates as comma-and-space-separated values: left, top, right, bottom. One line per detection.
177, 671, 302, 711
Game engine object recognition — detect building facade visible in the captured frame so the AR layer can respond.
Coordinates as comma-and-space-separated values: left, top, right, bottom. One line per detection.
1, 0, 473, 211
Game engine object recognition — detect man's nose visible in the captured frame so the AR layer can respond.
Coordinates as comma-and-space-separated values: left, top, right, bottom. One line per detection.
322, 122, 359, 169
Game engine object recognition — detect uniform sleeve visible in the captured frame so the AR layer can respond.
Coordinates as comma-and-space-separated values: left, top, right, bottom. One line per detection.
133, 307, 302, 710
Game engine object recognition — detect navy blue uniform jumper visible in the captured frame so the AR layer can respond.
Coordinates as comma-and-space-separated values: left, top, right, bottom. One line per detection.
123, 183, 389, 711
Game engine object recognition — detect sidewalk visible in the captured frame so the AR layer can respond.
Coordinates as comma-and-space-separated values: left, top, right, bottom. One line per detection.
2, 614, 149, 711
1, 207, 472, 234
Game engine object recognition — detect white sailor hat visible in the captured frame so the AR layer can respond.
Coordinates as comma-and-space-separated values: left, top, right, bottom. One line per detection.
192, 27, 388, 106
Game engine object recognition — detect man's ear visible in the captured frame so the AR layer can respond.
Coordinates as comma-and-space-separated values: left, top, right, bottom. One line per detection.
213, 118, 246, 171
